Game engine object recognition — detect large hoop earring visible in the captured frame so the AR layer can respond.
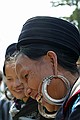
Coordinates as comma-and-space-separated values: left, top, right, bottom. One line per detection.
5, 87, 14, 100
42, 75, 70, 105
38, 104, 57, 118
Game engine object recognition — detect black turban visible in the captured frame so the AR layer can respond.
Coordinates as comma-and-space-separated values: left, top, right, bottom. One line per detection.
3, 43, 17, 75
17, 16, 80, 72
5, 43, 17, 58
17, 16, 80, 56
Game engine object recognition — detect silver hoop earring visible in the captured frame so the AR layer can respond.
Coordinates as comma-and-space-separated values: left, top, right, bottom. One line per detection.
38, 104, 57, 118
5, 87, 14, 100
42, 75, 70, 105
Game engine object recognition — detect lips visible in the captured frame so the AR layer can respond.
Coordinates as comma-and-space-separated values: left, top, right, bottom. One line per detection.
14, 88, 24, 92
24, 88, 42, 102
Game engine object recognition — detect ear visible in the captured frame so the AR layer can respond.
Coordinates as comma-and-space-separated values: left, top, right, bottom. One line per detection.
47, 51, 58, 76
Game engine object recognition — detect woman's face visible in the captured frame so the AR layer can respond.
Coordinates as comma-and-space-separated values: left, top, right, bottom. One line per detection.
5, 62, 26, 100
16, 53, 59, 111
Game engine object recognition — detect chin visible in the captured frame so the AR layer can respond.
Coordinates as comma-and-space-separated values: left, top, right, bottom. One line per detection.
15, 95, 25, 100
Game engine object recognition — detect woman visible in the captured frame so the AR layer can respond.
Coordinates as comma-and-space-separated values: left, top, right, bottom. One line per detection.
15, 16, 80, 119
3, 43, 41, 120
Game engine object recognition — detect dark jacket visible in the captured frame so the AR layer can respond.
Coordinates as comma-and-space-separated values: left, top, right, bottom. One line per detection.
0, 98, 12, 120
12, 98, 40, 120
10, 98, 53, 120
55, 77, 80, 120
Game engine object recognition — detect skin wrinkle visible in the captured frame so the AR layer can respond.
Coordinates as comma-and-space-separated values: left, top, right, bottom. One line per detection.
15, 51, 78, 112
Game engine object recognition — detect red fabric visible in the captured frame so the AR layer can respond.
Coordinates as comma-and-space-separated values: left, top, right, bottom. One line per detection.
64, 89, 80, 113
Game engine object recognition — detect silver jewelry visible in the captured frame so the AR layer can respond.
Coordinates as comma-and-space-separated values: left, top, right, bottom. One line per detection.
5, 87, 14, 100
36, 93, 43, 104
38, 104, 57, 118
42, 75, 70, 105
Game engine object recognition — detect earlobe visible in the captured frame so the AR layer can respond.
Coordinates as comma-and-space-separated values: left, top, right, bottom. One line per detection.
47, 51, 58, 76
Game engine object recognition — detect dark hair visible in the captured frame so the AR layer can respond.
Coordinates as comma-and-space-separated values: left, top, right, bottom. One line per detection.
19, 43, 78, 74
3, 43, 18, 76
3, 52, 18, 76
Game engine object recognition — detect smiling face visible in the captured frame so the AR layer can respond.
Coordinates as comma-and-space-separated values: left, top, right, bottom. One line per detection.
5, 61, 26, 100
16, 53, 53, 96
15, 53, 62, 111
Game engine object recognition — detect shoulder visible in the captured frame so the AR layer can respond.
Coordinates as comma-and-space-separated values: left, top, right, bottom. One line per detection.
13, 104, 40, 120
71, 94, 80, 112
68, 99, 80, 120
0, 98, 11, 107
0, 98, 12, 120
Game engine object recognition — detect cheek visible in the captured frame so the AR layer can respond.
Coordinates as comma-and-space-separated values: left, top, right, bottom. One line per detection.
28, 72, 41, 90
6, 81, 13, 90
28, 79, 40, 90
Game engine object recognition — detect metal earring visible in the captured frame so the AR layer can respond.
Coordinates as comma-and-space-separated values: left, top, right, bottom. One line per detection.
42, 75, 70, 105
38, 103, 57, 118
5, 87, 14, 100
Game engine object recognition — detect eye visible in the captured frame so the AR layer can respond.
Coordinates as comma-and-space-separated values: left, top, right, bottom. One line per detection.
7, 78, 12, 81
25, 74, 28, 79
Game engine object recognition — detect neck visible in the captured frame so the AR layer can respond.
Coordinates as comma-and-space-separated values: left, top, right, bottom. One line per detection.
22, 96, 29, 102
58, 65, 78, 86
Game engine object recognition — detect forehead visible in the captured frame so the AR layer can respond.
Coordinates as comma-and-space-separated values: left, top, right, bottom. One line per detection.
5, 63, 16, 76
16, 54, 31, 65
5, 61, 15, 69
16, 54, 34, 72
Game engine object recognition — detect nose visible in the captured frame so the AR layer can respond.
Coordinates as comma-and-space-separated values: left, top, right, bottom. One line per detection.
13, 78, 21, 87
24, 87, 32, 97
16, 74, 24, 84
